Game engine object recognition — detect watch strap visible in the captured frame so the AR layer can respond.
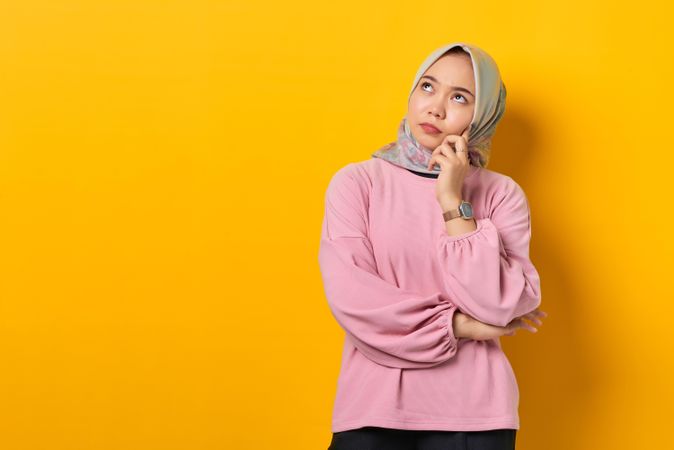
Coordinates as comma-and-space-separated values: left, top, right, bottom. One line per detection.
443, 208, 462, 221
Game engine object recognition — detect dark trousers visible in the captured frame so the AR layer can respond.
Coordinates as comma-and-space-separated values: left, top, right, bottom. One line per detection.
328, 426, 516, 450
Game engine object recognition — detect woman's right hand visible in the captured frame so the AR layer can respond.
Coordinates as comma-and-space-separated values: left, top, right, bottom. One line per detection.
453, 308, 547, 341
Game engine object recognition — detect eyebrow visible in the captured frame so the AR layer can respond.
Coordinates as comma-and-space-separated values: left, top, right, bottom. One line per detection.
420, 75, 474, 98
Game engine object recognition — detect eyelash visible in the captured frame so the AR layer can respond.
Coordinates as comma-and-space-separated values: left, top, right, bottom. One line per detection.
421, 81, 468, 103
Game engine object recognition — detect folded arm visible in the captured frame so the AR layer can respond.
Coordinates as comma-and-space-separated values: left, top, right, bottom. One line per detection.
318, 165, 460, 369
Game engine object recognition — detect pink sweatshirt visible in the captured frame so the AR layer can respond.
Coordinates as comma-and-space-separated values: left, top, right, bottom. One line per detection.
318, 157, 542, 433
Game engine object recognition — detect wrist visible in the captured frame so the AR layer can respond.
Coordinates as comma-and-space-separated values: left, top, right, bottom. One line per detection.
452, 311, 469, 339
438, 195, 462, 210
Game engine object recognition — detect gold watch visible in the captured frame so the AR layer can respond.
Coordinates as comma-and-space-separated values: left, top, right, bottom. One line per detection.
443, 200, 474, 222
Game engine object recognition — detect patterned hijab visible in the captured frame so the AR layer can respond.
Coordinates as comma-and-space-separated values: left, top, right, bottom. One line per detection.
371, 42, 507, 173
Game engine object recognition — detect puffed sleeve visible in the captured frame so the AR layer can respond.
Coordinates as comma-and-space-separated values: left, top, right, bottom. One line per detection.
318, 164, 460, 369
434, 177, 542, 327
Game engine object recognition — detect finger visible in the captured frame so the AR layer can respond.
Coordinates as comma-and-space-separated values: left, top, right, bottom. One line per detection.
461, 127, 470, 144
428, 154, 450, 171
513, 318, 538, 333
427, 153, 439, 171
440, 134, 468, 164
522, 312, 543, 326
524, 309, 548, 320
456, 145, 468, 164
528, 317, 543, 327
427, 153, 444, 170
520, 323, 538, 333
461, 126, 470, 142
437, 143, 460, 163
524, 322, 538, 333
426, 143, 454, 170
455, 130, 469, 163
443, 132, 470, 151
428, 143, 448, 170
527, 311, 547, 324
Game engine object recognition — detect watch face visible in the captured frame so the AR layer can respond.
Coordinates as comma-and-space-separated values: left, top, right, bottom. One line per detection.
459, 202, 473, 218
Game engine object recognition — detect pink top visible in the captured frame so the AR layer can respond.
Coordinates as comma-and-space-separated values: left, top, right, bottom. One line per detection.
318, 157, 542, 433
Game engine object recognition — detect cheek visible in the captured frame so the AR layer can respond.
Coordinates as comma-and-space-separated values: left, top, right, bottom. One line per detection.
408, 95, 427, 113
446, 108, 472, 125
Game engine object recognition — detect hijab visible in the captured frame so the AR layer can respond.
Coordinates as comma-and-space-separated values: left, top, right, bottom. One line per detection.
371, 42, 507, 173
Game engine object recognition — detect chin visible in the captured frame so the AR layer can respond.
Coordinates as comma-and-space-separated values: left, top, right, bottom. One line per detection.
415, 133, 441, 151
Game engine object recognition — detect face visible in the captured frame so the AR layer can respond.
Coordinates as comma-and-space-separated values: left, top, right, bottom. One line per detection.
407, 53, 476, 151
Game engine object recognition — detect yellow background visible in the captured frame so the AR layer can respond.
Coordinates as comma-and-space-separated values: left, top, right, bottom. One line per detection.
1, 1, 672, 449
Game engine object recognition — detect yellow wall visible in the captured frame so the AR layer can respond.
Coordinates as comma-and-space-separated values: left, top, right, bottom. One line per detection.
1, 1, 672, 449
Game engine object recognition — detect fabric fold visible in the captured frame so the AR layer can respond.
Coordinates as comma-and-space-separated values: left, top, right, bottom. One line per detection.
318, 166, 460, 369
434, 183, 541, 327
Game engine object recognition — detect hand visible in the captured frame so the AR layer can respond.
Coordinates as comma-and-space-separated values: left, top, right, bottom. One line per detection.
453, 308, 548, 341
427, 127, 471, 204
503, 308, 548, 336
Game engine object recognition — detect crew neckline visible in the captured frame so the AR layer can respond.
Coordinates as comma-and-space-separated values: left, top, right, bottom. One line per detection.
406, 168, 439, 179
376, 158, 481, 186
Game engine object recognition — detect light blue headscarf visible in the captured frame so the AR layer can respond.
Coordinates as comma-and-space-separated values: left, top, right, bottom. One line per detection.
372, 42, 507, 173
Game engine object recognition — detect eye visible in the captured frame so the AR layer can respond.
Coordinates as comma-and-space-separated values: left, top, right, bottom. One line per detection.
421, 82, 468, 104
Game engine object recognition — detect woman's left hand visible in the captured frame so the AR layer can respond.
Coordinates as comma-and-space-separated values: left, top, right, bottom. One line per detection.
426, 128, 470, 204
454, 308, 548, 341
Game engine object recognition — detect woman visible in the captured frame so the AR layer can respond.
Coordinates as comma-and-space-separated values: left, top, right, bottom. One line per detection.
318, 42, 547, 450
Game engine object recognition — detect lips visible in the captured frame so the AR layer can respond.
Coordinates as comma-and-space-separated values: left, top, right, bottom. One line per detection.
420, 123, 441, 134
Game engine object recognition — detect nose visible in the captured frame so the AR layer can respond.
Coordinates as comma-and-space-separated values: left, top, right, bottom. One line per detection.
428, 98, 445, 119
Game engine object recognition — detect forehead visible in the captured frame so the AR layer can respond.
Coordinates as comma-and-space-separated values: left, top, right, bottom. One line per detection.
424, 54, 475, 84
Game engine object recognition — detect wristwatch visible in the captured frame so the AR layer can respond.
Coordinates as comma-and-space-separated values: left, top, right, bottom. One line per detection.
443, 200, 474, 222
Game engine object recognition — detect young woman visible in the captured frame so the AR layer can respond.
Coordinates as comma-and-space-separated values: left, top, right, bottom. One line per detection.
318, 42, 548, 450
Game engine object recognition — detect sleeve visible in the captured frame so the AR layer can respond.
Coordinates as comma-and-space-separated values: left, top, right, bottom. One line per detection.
318, 165, 460, 369
434, 177, 542, 328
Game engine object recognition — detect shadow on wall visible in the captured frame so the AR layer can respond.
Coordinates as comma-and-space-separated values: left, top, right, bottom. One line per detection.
488, 106, 599, 450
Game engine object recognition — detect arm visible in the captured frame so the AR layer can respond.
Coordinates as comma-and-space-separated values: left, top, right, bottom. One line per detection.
434, 178, 542, 328
318, 165, 460, 369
